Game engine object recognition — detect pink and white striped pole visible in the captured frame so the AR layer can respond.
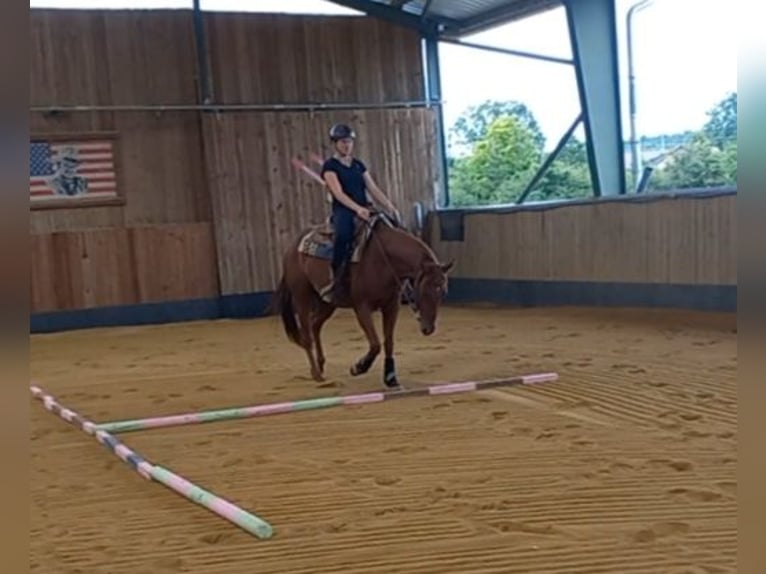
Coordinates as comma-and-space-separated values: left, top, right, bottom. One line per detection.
30, 384, 274, 540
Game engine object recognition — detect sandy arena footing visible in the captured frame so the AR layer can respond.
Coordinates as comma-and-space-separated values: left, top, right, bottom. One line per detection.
30, 305, 737, 574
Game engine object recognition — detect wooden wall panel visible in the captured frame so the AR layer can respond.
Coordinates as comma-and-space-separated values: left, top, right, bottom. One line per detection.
129, 223, 219, 302
30, 9, 208, 233
205, 13, 424, 104
203, 107, 438, 293
30, 8, 433, 314
429, 194, 736, 286
31, 223, 218, 313
31, 9, 197, 106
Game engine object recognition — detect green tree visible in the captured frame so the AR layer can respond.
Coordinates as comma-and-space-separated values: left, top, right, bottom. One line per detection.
530, 138, 593, 201
647, 92, 737, 191
449, 116, 541, 206
651, 132, 736, 190
450, 99, 546, 151
703, 92, 737, 148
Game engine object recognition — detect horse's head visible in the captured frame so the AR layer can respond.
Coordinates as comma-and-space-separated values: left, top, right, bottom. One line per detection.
407, 259, 455, 336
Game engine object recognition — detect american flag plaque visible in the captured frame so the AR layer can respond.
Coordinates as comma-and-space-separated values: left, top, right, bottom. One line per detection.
30, 133, 124, 209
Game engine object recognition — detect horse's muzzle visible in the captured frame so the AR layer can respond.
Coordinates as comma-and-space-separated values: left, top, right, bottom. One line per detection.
420, 324, 435, 336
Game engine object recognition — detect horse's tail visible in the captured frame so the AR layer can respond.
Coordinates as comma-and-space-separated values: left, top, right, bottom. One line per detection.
272, 276, 302, 346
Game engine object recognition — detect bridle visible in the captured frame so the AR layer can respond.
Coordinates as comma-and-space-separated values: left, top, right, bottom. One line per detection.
364, 213, 425, 318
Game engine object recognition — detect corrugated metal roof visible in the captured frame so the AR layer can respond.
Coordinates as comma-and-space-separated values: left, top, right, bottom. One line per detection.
329, 0, 562, 37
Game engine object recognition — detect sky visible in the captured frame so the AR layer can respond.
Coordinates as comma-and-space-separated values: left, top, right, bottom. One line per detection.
30, 0, 737, 151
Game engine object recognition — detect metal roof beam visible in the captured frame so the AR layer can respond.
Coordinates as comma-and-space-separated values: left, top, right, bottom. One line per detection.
440, 37, 573, 65
324, 0, 440, 34
441, 0, 562, 38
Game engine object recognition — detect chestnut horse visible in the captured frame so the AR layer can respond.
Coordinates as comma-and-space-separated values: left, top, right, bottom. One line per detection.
273, 212, 454, 388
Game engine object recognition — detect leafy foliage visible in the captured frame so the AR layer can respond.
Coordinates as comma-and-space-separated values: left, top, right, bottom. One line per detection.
650, 133, 737, 190
450, 100, 546, 152
449, 116, 541, 206
703, 92, 737, 148
650, 93, 737, 190
446, 92, 737, 206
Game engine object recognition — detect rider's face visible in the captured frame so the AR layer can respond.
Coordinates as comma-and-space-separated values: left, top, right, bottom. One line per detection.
334, 137, 354, 157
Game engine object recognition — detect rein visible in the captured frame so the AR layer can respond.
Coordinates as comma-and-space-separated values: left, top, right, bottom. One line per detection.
364, 214, 421, 316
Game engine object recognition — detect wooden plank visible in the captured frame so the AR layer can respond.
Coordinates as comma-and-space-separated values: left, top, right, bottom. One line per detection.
30, 223, 219, 313
130, 223, 219, 302
429, 195, 737, 286
203, 108, 439, 295
205, 12, 424, 104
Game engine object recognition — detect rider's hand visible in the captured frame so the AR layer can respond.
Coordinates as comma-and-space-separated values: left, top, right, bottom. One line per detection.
356, 206, 371, 221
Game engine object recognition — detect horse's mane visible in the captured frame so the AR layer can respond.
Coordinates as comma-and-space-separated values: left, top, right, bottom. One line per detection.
375, 213, 440, 266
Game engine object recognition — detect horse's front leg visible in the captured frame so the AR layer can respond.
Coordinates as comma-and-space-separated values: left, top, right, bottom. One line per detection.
349, 304, 381, 376
381, 298, 401, 388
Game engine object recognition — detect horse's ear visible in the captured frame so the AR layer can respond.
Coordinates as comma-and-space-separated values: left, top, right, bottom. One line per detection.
440, 260, 455, 274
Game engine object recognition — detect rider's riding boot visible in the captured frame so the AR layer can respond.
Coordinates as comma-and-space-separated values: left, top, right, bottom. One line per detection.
331, 261, 350, 303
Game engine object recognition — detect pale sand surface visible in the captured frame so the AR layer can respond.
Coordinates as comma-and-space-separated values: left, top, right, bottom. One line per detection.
30, 305, 737, 574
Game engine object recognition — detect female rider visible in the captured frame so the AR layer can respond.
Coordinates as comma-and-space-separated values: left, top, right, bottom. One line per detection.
320, 123, 400, 302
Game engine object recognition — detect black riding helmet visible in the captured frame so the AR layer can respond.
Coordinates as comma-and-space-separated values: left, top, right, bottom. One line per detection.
329, 123, 356, 141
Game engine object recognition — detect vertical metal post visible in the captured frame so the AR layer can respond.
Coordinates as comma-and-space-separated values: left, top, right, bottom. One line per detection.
192, 0, 212, 104
563, 0, 626, 196
424, 35, 450, 207
627, 0, 652, 191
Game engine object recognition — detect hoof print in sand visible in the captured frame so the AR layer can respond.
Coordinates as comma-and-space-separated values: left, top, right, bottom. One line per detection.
373, 505, 408, 517
668, 460, 694, 472
383, 445, 426, 455
374, 475, 401, 487
492, 520, 560, 536
632, 521, 690, 543
155, 556, 185, 571
679, 412, 703, 421
200, 532, 232, 545
196, 385, 217, 392
570, 437, 596, 448
324, 521, 347, 534
600, 460, 636, 474
431, 402, 451, 410
430, 485, 461, 501
667, 487, 723, 502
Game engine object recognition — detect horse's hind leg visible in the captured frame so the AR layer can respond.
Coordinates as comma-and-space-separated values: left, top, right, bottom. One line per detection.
292, 287, 324, 382
311, 301, 335, 376
350, 304, 381, 376
298, 308, 324, 382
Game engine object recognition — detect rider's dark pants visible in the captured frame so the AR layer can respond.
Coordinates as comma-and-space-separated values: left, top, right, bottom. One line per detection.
332, 205, 355, 279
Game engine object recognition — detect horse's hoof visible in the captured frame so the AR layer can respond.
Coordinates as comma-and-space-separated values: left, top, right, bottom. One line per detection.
312, 371, 325, 382
384, 374, 399, 388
